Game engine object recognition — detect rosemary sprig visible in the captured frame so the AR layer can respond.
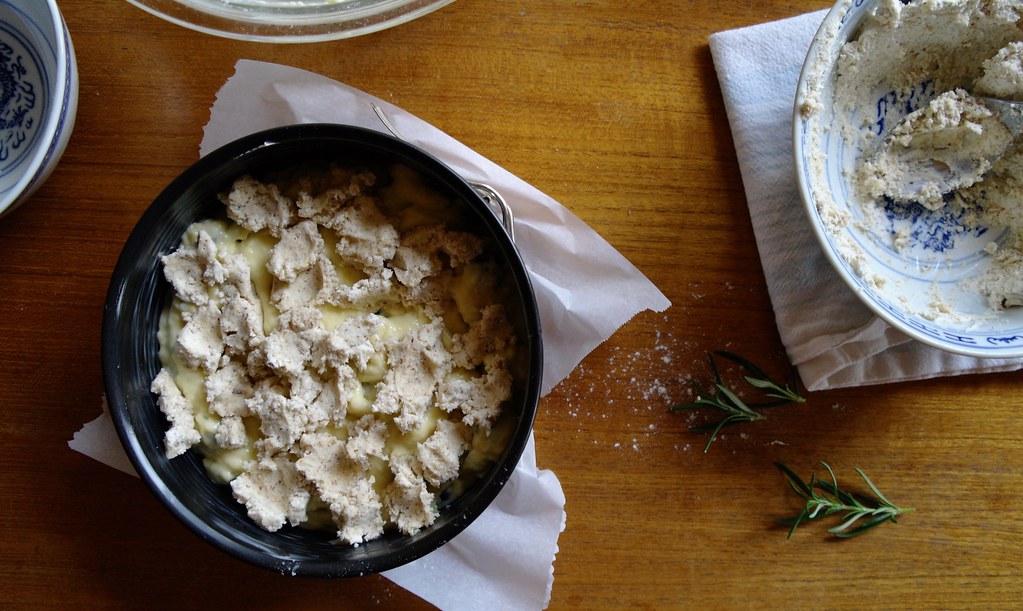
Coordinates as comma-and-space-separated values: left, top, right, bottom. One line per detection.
669, 351, 804, 452
776, 461, 914, 539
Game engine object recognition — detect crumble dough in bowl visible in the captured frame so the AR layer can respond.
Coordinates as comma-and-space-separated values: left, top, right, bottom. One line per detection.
102, 124, 542, 577
794, 0, 1023, 357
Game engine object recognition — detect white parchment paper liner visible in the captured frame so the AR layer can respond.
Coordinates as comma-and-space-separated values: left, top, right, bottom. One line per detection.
708, 11, 1023, 391
72, 59, 671, 609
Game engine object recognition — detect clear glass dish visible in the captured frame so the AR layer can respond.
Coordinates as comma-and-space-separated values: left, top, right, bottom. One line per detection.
125, 0, 455, 43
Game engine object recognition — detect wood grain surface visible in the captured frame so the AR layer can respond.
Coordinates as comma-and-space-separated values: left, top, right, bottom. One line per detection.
2, 1, 1021, 608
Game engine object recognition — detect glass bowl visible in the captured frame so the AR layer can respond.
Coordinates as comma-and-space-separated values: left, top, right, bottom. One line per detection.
124, 0, 455, 43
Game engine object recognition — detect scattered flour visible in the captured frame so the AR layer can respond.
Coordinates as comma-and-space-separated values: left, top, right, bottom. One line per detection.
556, 318, 697, 453
555, 315, 791, 454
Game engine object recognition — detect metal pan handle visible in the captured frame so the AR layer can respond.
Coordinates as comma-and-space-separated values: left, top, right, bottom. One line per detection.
373, 104, 516, 241
470, 182, 515, 242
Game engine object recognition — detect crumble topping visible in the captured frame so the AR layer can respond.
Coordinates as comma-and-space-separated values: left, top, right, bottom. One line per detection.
151, 163, 520, 544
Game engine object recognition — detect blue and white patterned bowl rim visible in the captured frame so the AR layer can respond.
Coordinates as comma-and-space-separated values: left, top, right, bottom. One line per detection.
794, 0, 1023, 358
0, 0, 75, 216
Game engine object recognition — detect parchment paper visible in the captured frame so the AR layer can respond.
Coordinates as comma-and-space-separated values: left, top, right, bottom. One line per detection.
72, 59, 671, 610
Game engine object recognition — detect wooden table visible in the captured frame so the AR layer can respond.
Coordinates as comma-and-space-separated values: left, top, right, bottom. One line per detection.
3, 0, 1021, 608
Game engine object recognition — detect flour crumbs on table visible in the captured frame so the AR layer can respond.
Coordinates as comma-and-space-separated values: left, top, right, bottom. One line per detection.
557, 316, 702, 454
554, 306, 801, 456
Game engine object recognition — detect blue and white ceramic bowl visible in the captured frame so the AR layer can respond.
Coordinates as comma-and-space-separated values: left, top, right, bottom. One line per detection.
794, 0, 1023, 358
0, 0, 77, 218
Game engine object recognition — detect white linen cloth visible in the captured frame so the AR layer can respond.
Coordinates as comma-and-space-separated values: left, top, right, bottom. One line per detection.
72, 60, 671, 610
708, 10, 1023, 391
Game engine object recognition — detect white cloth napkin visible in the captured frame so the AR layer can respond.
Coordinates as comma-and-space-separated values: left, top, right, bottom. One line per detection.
708, 10, 1023, 391
73, 59, 671, 610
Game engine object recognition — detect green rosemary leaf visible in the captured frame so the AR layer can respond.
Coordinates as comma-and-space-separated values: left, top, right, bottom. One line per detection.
744, 376, 806, 403
707, 351, 725, 383
832, 514, 895, 538
701, 428, 720, 453
702, 415, 741, 452
669, 397, 722, 412
830, 511, 871, 534
785, 507, 811, 540
717, 350, 805, 404
856, 467, 894, 506
713, 350, 770, 380
744, 376, 781, 390
714, 384, 762, 418
774, 461, 813, 498
776, 462, 913, 539
668, 351, 806, 451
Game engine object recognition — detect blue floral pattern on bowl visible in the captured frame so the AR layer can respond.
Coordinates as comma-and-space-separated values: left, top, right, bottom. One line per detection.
795, 0, 1023, 358
0, 40, 37, 161
0, 18, 42, 178
0, 0, 76, 218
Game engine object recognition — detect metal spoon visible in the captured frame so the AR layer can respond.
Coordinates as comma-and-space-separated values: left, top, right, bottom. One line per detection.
871, 95, 1023, 205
